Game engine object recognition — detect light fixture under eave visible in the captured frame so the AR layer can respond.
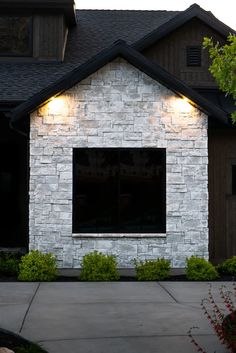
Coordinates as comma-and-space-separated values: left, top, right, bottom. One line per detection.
47, 96, 66, 115
176, 97, 193, 113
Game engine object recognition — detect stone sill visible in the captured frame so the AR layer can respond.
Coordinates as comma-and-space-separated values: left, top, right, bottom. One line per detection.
72, 233, 166, 238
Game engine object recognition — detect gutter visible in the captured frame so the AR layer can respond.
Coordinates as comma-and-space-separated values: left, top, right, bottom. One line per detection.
2, 107, 28, 137
9, 119, 28, 137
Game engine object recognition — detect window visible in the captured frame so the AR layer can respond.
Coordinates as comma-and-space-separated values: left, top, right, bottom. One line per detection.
0, 17, 32, 56
186, 46, 201, 67
232, 165, 236, 195
73, 148, 166, 233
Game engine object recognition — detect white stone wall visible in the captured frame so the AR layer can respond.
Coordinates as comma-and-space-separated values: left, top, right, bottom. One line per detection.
29, 58, 208, 268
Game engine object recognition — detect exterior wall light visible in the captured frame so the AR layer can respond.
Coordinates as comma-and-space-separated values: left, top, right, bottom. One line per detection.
176, 97, 193, 113
47, 96, 66, 115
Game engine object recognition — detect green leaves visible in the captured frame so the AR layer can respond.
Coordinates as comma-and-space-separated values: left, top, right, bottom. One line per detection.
217, 256, 236, 276
80, 251, 120, 281
15, 343, 48, 353
18, 250, 58, 281
134, 258, 171, 281
203, 34, 236, 122
186, 256, 219, 281
0, 252, 21, 276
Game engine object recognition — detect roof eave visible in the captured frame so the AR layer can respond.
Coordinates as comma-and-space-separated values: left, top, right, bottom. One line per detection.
9, 41, 228, 125
0, 0, 77, 26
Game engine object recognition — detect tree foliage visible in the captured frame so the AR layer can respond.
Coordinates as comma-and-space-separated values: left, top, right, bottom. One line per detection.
203, 34, 236, 122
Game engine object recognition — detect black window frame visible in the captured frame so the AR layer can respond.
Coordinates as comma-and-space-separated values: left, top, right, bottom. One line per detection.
0, 16, 33, 57
186, 45, 202, 67
72, 148, 166, 234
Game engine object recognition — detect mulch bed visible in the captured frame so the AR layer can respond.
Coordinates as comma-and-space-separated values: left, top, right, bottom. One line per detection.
160, 274, 236, 282
0, 274, 235, 282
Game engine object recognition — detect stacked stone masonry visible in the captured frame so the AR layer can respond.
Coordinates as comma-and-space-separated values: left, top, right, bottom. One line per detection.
30, 58, 208, 268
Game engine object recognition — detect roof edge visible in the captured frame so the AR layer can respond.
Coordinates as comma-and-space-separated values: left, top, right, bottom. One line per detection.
133, 3, 235, 51
9, 40, 228, 125
0, 0, 77, 26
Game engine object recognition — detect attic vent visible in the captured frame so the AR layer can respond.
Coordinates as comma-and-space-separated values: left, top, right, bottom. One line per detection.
186, 46, 201, 66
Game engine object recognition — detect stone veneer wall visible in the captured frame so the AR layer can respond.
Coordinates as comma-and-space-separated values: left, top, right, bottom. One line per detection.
29, 59, 208, 268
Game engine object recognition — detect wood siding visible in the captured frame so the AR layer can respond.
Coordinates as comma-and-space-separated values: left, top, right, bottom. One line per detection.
209, 129, 236, 263
0, 13, 68, 62
144, 18, 226, 88
33, 14, 67, 61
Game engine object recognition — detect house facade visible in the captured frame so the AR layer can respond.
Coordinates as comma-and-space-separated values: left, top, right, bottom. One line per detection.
0, 0, 235, 267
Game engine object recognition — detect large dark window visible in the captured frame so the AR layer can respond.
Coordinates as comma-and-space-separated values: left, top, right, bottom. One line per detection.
0, 17, 32, 56
73, 148, 166, 233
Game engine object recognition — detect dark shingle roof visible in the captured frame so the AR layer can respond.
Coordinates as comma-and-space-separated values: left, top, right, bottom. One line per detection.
1, 5, 235, 107
0, 10, 179, 102
9, 40, 228, 124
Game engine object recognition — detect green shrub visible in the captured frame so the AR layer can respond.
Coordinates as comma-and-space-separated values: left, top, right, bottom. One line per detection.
134, 258, 171, 281
0, 252, 21, 276
217, 256, 236, 276
80, 251, 120, 281
15, 344, 48, 353
18, 250, 58, 281
186, 256, 219, 281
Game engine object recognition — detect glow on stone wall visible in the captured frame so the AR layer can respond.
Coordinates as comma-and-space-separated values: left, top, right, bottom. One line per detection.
47, 96, 68, 116
175, 97, 193, 113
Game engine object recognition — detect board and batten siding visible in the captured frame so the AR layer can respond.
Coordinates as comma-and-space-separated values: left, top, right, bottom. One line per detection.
29, 58, 208, 268
33, 14, 68, 61
144, 18, 226, 88
209, 129, 236, 264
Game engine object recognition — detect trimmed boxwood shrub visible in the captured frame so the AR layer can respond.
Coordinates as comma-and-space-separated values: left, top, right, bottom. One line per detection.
0, 252, 21, 276
80, 251, 120, 281
134, 258, 171, 281
217, 256, 236, 276
186, 256, 219, 281
18, 250, 58, 281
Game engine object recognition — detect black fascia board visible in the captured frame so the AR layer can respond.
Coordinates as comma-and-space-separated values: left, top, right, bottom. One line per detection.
133, 4, 235, 52
9, 40, 228, 124
0, 0, 76, 26
9, 41, 130, 123
0, 101, 23, 112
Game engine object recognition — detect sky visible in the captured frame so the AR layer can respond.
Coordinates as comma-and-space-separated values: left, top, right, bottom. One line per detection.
75, 0, 235, 30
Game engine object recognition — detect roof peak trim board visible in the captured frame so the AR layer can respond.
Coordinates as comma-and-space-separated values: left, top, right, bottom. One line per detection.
133, 4, 235, 51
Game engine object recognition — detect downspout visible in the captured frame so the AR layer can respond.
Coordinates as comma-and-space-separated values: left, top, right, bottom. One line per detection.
9, 120, 28, 137
4, 109, 28, 137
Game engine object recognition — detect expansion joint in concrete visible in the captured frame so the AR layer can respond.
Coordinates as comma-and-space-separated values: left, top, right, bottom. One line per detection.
19, 282, 41, 333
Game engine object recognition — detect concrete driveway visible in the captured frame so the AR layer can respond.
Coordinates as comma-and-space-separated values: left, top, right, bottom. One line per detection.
0, 281, 231, 353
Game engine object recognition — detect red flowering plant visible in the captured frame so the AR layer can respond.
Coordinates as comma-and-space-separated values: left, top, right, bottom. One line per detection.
188, 283, 236, 353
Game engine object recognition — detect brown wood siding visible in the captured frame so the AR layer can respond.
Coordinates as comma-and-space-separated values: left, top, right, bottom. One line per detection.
209, 129, 236, 263
34, 15, 65, 60
33, 14, 65, 61
0, 13, 68, 62
144, 18, 226, 88
61, 16, 68, 61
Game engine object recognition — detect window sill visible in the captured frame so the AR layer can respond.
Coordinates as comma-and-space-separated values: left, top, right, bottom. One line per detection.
72, 233, 166, 238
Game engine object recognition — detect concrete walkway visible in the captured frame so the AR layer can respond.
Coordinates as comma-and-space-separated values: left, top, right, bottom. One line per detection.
0, 281, 232, 353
